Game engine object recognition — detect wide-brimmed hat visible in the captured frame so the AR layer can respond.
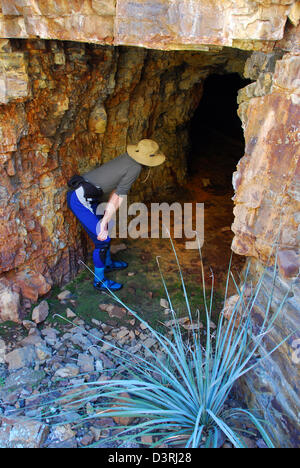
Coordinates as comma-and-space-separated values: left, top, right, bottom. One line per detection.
127, 139, 166, 167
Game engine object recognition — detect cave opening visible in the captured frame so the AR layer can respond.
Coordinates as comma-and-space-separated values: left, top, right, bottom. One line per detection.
188, 72, 250, 192
170, 72, 252, 287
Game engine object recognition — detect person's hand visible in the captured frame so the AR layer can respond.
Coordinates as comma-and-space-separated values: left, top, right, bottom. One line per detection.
97, 222, 108, 241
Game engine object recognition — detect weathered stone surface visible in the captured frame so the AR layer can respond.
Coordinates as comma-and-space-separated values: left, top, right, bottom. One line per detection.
88, 101, 107, 134
0, 0, 296, 50
115, 0, 294, 50
0, 416, 49, 448
2, 368, 45, 390
0, 278, 21, 322
5, 345, 37, 370
54, 364, 80, 379
0, 338, 5, 364
77, 353, 95, 372
14, 270, 52, 302
288, 1, 300, 26
32, 300, 49, 323
48, 424, 76, 443
232, 52, 300, 266
237, 262, 300, 448
0, 47, 29, 104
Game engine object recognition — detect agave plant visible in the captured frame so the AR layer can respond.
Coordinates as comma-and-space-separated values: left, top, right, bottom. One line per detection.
34, 238, 295, 448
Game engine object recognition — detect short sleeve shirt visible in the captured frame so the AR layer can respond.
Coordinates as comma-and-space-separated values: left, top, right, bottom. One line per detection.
83, 152, 142, 199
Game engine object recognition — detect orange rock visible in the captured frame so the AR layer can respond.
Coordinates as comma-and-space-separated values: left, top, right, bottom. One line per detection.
112, 392, 133, 426
13, 270, 51, 302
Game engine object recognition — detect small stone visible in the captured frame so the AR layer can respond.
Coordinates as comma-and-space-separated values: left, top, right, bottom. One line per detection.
143, 338, 156, 349
92, 318, 101, 326
77, 354, 95, 373
90, 426, 102, 442
141, 435, 153, 445
22, 320, 37, 331
241, 436, 257, 448
70, 333, 92, 350
112, 392, 132, 426
95, 360, 103, 372
101, 304, 127, 320
57, 290, 72, 301
54, 364, 80, 379
80, 434, 94, 446
32, 300, 49, 324
35, 343, 52, 362
116, 329, 129, 340
222, 442, 233, 449
256, 439, 268, 449
202, 178, 211, 187
99, 353, 114, 369
127, 272, 135, 277
50, 424, 76, 442
160, 298, 169, 308
182, 322, 204, 331
66, 308, 76, 318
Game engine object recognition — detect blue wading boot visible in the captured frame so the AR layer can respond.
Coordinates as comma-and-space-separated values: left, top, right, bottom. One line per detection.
105, 245, 128, 273
93, 267, 123, 292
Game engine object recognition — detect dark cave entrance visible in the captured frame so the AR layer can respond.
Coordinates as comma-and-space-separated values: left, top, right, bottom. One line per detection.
188, 72, 251, 190
178, 73, 252, 286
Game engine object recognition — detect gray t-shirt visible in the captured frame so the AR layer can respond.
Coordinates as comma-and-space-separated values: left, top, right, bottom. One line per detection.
83, 152, 142, 199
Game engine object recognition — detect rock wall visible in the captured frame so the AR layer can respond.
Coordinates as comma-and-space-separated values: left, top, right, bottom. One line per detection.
233, 48, 300, 272
236, 260, 300, 448
0, 38, 247, 319
0, 1, 299, 51
231, 26, 299, 448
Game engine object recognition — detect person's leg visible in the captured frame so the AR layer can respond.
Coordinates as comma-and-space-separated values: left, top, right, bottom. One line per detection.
67, 191, 123, 291
105, 242, 128, 272
94, 200, 128, 272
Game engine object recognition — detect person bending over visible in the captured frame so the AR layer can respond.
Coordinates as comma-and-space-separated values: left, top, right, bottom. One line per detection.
67, 139, 166, 292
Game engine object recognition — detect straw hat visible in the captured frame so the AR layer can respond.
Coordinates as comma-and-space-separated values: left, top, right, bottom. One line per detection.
127, 139, 166, 167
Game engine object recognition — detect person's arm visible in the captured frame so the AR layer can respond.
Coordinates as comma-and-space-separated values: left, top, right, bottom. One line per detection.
97, 191, 124, 241
97, 164, 141, 241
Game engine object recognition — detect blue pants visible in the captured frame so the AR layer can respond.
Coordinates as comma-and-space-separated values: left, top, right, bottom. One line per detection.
67, 191, 110, 268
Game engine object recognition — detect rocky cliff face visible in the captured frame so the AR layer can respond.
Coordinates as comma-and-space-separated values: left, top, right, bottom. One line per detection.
233, 47, 300, 274
0, 0, 299, 50
0, 39, 248, 315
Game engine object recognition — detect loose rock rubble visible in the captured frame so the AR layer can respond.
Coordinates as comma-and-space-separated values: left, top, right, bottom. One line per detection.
0, 300, 166, 448
0, 298, 261, 448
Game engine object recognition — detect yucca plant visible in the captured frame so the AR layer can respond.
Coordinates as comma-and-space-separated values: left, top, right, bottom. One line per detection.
33, 237, 296, 448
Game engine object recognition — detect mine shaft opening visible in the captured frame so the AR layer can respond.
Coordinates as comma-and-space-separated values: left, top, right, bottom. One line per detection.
188, 72, 249, 195
176, 72, 252, 288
